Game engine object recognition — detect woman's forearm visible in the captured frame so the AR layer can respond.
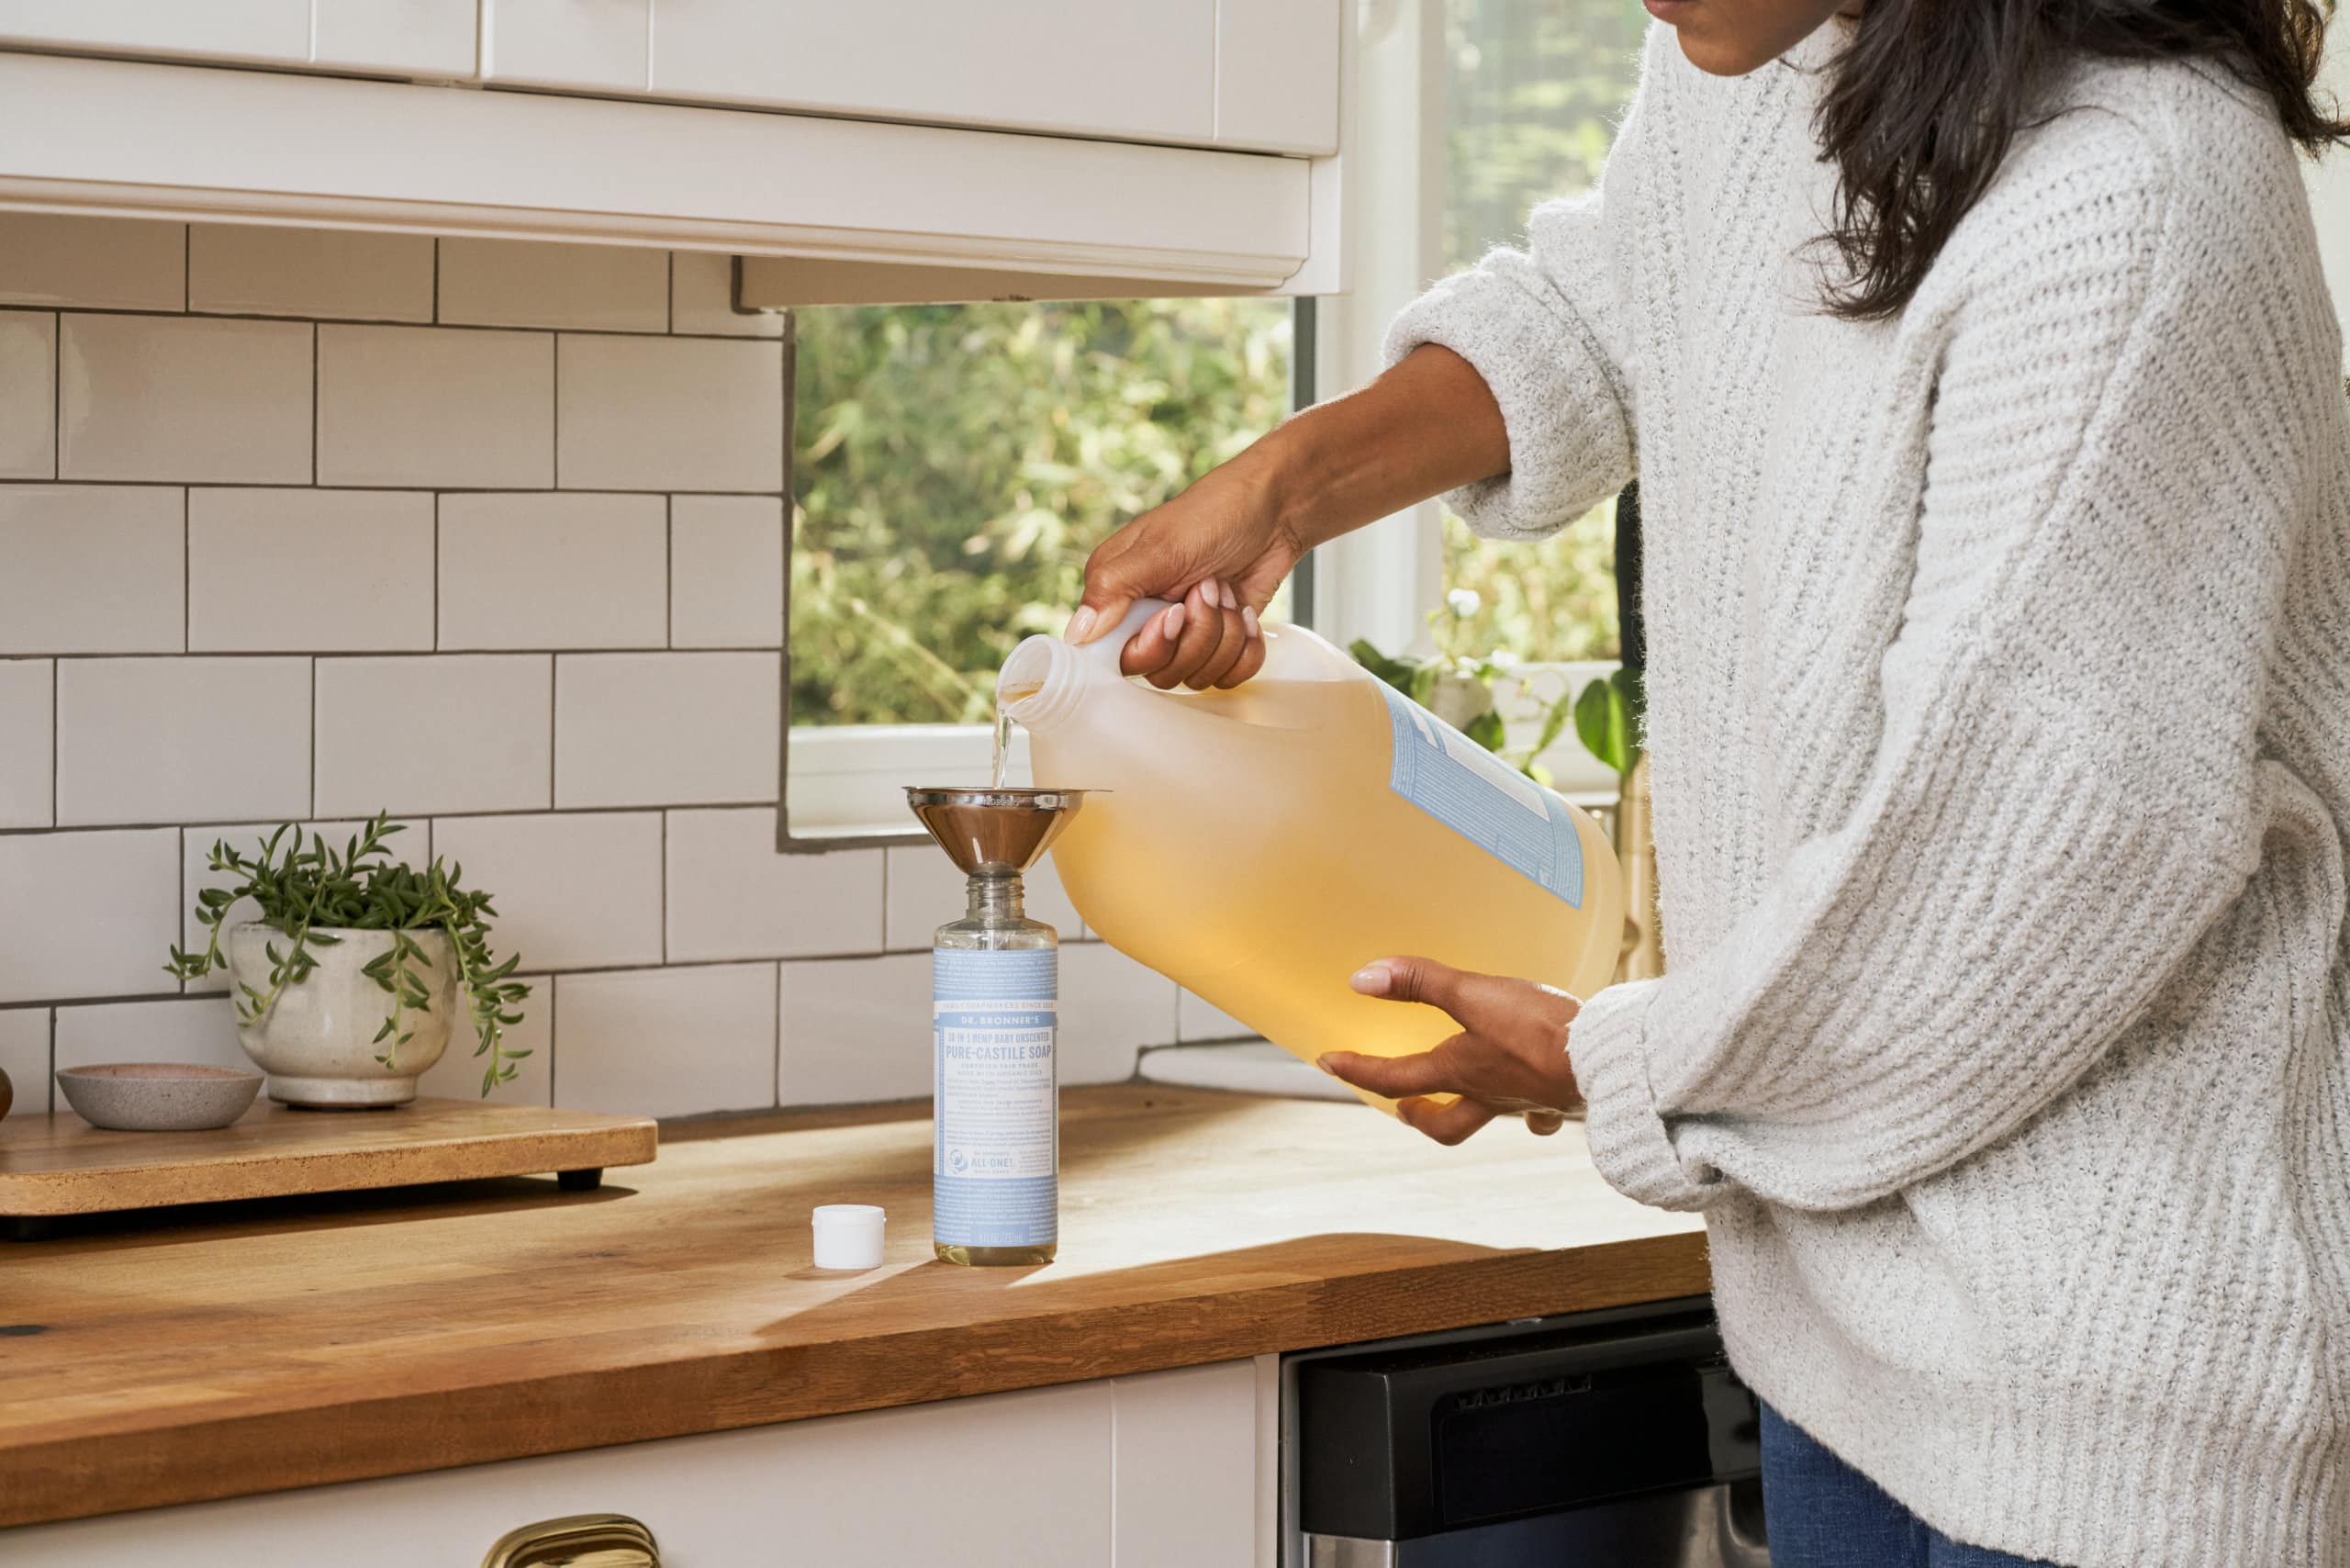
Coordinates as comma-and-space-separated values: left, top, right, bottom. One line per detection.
1256, 343, 1511, 552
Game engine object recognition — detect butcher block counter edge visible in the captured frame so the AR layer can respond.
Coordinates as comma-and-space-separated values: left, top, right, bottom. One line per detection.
0, 1086, 1710, 1529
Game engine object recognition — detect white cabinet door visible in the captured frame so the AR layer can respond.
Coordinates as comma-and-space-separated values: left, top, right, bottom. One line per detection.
3, 1379, 1122, 1566
647, 0, 1215, 145
1216, 0, 1341, 155
0, 0, 310, 66
1112, 1361, 1266, 1568
314, 0, 479, 76
484, 0, 647, 91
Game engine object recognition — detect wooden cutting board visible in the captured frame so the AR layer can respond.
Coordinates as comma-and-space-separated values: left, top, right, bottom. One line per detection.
0, 1097, 656, 1228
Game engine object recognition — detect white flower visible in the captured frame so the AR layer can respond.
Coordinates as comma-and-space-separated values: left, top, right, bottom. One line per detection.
1446, 588, 1483, 618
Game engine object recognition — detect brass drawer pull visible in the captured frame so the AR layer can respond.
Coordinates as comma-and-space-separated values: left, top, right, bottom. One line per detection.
482, 1513, 660, 1568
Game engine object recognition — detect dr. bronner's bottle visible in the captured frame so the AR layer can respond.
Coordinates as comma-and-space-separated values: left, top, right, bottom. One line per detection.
907, 789, 1088, 1266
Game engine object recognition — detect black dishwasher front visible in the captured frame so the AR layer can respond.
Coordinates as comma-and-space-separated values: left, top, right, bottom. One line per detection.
1295, 1301, 1769, 1567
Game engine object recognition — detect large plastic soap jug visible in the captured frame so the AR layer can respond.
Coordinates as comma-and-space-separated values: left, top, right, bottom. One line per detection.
996, 601, 1623, 1105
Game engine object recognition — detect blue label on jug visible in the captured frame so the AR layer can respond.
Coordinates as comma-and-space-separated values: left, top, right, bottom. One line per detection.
1376, 682, 1584, 907
933, 947, 1058, 1249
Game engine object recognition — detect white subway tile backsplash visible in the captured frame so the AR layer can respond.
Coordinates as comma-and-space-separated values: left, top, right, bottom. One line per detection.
556, 334, 782, 492
555, 652, 778, 808
0, 1009, 45, 1114
669, 251, 783, 338
429, 812, 663, 971
0, 310, 55, 479
776, 952, 929, 1105
1178, 990, 1253, 1043
178, 820, 386, 995
189, 489, 435, 652
57, 657, 310, 826
439, 492, 666, 650
0, 660, 51, 828
0, 829, 180, 1004
884, 845, 1084, 951
0, 485, 185, 655
555, 963, 778, 1116
54, 996, 248, 1074
317, 324, 554, 488
58, 315, 312, 483
669, 495, 783, 648
0, 215, 183, 310
440, 240, 669, 332
2, 229, 828, 1121
417, 975, 554, 1106
666, 809, 883, 962
1060, 942, 1178, 1085
314, 655, 552, 817
188, 225, 435, 322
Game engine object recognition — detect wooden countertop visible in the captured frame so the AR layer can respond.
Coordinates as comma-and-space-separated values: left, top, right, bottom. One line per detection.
0, 1086, 1708, 1529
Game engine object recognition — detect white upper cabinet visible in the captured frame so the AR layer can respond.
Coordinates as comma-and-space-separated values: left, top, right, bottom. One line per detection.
0, 0, 312, 67
483, 0, 649, 92
312, 0, 478, 77
0, 0, 1350, 295
0, 0, 476, 76
1217, 0, 1342, 155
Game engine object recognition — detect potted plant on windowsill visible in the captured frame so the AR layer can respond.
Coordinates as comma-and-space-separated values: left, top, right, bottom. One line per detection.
164, 813, 531, 1108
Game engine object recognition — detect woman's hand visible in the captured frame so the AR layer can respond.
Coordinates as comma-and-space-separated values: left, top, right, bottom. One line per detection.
1068, 343, 1513, 691
1317, 957, 1584, 1145
1067, 454, 1299, 691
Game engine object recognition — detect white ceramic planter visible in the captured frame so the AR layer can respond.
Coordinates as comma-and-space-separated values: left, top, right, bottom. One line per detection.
226, 924, 455, 1108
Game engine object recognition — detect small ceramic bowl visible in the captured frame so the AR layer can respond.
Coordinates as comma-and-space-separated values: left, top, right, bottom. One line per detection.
56, 1063, 264, 1132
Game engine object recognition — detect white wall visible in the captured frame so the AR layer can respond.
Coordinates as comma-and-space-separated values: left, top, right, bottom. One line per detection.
0, 214, 1194, 1120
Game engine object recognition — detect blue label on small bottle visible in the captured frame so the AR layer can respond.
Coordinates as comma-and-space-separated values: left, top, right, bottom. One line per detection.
1376, 681, 1585, 907
934, 947, 1058, 1249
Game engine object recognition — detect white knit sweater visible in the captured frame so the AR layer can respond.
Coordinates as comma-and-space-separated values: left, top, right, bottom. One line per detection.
1389, 24, 2350, 1568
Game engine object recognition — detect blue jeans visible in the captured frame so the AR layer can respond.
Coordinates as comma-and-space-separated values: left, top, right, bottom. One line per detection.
1761, 1404, 2063, 1567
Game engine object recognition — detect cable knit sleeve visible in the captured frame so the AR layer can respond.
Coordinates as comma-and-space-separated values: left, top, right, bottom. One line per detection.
1572, 118, 2332, 1214
1379, 36, 1662, 541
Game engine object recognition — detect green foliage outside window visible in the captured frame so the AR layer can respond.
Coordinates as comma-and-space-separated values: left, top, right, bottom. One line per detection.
791, 299, 1292, 727
1439, 0, 1647, 665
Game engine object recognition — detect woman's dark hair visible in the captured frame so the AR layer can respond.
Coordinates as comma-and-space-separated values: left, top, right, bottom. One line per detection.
1815, 0, 2349, 319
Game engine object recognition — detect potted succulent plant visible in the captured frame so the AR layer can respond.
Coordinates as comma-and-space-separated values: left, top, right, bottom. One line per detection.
165, 813, 530, 1108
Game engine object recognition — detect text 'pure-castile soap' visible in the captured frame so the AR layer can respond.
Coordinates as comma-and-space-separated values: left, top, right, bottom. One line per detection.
905, 788, 1089, 1266
994, 599, 1624, 1114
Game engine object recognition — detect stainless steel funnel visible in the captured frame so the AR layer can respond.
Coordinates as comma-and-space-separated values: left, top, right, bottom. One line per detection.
905, 788, 1091, 879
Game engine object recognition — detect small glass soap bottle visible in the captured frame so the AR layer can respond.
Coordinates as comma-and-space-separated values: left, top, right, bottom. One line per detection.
931, 868, 1059, 1266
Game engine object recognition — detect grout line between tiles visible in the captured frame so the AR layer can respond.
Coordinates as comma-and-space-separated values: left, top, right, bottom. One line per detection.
15, 302, 771, 342
664, 495, 674, 648
309, 322, 319, 485
180, 487, 190, 653
50, 307, 61, 479
0, 478, 786, 497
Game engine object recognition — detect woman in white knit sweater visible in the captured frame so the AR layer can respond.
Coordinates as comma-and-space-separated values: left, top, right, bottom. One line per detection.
1070, 0, 2350, 1563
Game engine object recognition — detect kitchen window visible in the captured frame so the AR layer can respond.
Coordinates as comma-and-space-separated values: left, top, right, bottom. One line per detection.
1438, 0, 1644, 666
779, 0, 1646, 845
781, 296, 1300, 842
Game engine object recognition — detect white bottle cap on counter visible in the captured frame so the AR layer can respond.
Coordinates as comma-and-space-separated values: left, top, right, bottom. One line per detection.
811, 1204, 886, 1270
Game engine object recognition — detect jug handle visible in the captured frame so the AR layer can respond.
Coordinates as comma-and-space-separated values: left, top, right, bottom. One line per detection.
1074, 598, 1175, 675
